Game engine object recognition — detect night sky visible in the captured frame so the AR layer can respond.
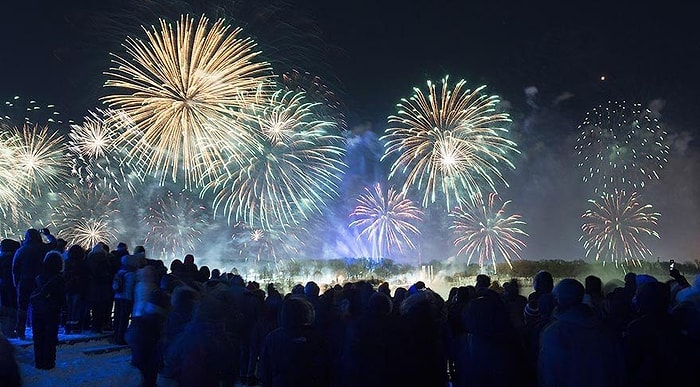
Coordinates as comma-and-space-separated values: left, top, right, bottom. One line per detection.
1, 0, 699, 261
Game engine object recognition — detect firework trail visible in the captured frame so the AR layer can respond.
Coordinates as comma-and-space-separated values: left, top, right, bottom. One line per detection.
203, 85, 345, 231
144, 190, 209, 261
580, 190, 660, 267
350, 183, 423, 259
51, 186, 119, 248
575, 101, 669, 193
103, 15, 272, 188
382, 76, 518, 208
0, 95, 67, 130
450, 192, 527, 273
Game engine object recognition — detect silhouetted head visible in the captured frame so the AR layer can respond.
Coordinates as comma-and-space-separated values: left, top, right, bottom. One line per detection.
43, 251, 63, 275
367, 292, 392, 316
198, 265, 210, 281
533, 271, 554, 293
553, 278, 584, 308
66, 244, 85, 260
134, 245, 146, 255
170, 259, 183, 273
24, 228, 41, 243
475, 274, 491, 289
1, 238, 20, 253
210, 268, 221, 279
281, 297, 315, 329
184, 254, 195, 265
585, 275, 603, 298
305, 281, 320, 298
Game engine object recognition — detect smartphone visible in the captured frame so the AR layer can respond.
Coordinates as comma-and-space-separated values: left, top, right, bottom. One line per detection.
670, 259, 675, 271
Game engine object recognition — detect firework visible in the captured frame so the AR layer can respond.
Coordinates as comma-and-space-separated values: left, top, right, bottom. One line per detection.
580, 190, 660, 267
0, 95, 67, 130
382, 76, 518, 208
103, 15, 272, 188
203, 86, 345, 230
51, 187, 119, 248
450, 192, 527, 273
575, 101, 669, 192
1, 124, 70, 196
144, 191, 208, 260
229, 222, 302, 265
349, 184, 423, 259
68, 109, 141, 195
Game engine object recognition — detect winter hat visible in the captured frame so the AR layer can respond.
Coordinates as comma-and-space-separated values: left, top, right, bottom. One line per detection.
553, 278, 585, 308
0, 239, 20, 253
133, 245, 146, 255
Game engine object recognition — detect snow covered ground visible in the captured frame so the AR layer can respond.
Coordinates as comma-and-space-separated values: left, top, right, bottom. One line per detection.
9, 330, 255, 386
9, 331, 141, 387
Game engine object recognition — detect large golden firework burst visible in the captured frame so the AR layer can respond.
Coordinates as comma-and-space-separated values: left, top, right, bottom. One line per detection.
103, 15, 272, 188
382, 76, 517, 208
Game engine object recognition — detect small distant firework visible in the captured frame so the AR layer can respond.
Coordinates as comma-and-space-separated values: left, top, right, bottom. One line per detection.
51, 187, 119, 248
103, 15, 272, 188
68, 109, 140, 195
575, 101, 669, 193
350, 184, 423, 259
580, 190, 660, 267
203, 86, 345, 230
382, 76, 518, 208
144, 191, 208, 260
229, 222, 302, 265
1, 124, 70, 196
450, 192, 527, 273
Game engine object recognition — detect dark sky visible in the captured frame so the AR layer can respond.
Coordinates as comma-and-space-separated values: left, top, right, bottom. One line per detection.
1, 0, 699, 262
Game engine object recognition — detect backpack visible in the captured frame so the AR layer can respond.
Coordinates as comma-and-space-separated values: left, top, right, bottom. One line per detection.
113, 271, 126, 292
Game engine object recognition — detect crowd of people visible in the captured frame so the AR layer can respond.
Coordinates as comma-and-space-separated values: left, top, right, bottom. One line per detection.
1, 227, 700, 386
